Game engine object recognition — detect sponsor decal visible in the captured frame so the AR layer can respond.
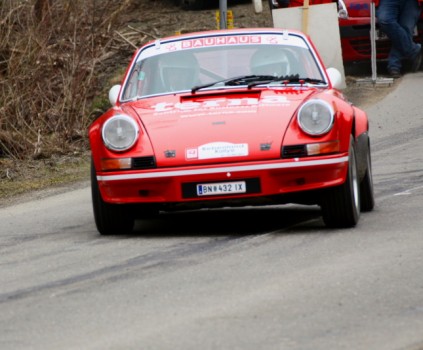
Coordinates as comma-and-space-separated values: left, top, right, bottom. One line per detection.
186, 142, 249, 160
349, 2, 370, 10
186, 148, 198, 159
153, 96, 289, 113
138, 33, 307, 61
181, 36, 262, 48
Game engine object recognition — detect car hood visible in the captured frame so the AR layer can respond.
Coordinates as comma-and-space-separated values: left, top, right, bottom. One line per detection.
126, 89, 315, 166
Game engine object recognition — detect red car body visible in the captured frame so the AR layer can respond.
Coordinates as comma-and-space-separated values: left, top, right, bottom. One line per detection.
270, 0, 423, 62
89, 28, 374, 235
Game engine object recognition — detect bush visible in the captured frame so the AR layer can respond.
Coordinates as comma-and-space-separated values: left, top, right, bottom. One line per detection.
0, 0, 133, 159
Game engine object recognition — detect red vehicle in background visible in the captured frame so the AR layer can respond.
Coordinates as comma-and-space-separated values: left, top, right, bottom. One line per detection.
269, 0, 423, 63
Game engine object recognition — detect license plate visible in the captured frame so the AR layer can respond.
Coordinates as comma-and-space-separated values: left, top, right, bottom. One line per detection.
196, 181, 246, 196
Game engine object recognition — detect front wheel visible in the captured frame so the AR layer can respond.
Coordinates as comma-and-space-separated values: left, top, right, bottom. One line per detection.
321, 136, 360, 228
91, 160, 134, 235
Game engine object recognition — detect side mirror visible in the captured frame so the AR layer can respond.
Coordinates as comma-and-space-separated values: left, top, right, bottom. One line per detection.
109, 85, 121, 106
326, 68, 343, 90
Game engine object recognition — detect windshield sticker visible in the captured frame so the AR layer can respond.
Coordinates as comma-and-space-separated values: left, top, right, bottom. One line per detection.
186, 142, 249, 160
182, 35, 262, 48
138, 34, 307, 60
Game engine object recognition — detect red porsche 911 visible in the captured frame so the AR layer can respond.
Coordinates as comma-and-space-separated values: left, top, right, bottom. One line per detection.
89, 28, 374, 235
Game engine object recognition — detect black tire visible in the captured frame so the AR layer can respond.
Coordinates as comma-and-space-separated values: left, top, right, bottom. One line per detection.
178, 0, 207, 10
91, 160, 134, 235
321, 136, 360, 228
360, 143, 375, 212
268, 0, 290, 9
268, 0, 277, 10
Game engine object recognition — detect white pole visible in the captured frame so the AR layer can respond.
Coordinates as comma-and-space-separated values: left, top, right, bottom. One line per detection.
370, 2, 377, 82
253, 0, 263, 13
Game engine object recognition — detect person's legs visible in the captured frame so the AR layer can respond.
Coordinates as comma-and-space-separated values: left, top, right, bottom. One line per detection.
377, 0, 420, 72
398, 0, 421, 40
377, 0, 403, 71
400, 0, 422, 71
398, 0, 421, 65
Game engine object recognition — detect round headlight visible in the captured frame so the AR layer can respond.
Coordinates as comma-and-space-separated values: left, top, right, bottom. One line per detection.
102, 115, 139, 152
297, 99, 334, 136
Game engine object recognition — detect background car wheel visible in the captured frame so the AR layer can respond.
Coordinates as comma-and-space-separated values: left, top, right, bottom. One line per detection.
321, 136, 360, 228
91, 161, 135, 235
360, 144, 375, 212
268, 0, 290, 9
177, 0, 207, 10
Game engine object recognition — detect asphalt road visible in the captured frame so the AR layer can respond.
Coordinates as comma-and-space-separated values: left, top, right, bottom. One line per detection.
1, 73, 423, 350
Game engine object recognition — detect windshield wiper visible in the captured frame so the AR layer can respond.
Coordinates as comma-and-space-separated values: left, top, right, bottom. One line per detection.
191, 74, 327, 93
247, 75, 327, 88
283, 77, 326, 85
191, 75, 279, 93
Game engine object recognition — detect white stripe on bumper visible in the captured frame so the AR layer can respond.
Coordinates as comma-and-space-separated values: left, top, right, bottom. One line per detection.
97, 156, 349, 182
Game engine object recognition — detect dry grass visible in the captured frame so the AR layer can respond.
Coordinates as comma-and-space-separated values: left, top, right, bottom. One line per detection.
0, 0, 136, 160
0, 0, 142, 201
0, 151, 90, 201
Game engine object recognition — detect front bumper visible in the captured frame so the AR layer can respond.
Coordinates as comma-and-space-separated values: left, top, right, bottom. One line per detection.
96, 154, 349, 206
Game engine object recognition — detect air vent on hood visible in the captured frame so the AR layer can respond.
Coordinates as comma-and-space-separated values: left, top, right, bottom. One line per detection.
180, 90, 261, 101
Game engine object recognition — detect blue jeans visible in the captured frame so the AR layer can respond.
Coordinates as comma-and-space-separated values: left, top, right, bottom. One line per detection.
376, 0, 421, 70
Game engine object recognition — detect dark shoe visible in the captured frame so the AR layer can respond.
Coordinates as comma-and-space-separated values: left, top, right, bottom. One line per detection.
388, 68, 401, 79
410, 44, 422, 72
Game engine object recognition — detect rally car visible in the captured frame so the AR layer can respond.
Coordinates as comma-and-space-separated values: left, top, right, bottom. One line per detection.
269, 0, 423, 63
89, 28, 375, 235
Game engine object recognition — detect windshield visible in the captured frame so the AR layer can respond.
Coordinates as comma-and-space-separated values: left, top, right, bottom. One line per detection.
121, 37, 325, 100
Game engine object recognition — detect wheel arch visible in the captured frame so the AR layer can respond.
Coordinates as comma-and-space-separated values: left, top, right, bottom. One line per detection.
351, 106, 371, 181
